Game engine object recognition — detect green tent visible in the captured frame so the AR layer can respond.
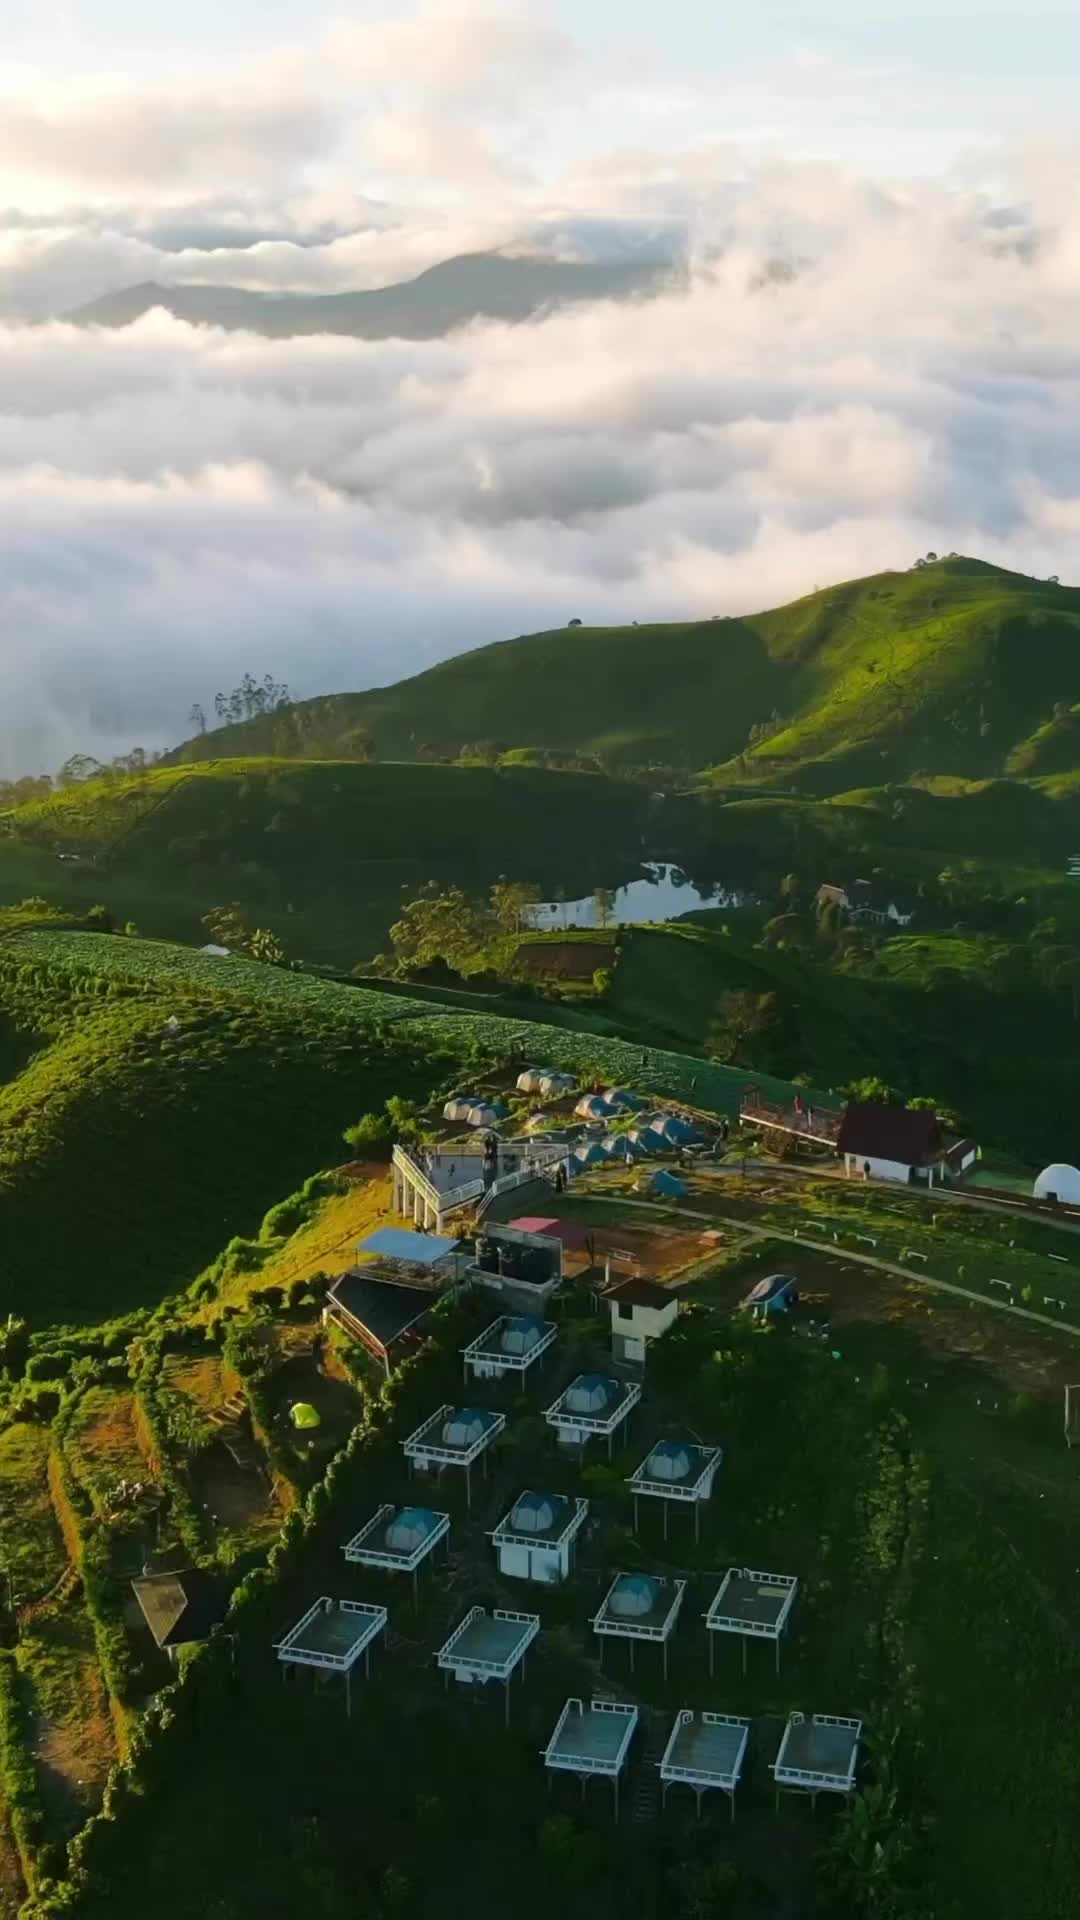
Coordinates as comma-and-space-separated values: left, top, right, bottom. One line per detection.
291, 1402, 321, 1432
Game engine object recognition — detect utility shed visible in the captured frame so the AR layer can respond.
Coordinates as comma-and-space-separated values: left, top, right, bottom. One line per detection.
659, 1710, 751, 1820
628, 1438, 722, 1542
772, 1712, 861, 1802
490, 1489, 588, 1585
436, 1607, 539, 1724
591, 1571, 685, 1679
705, 1568, 798, 1676
131, 1568, 224, 1664
606, 1276, 679, 1364
342, 1504, 450, 1603
274, 1597, 386, 1716
402, 1404, 504, 1506
462, 1314, 556, 1382
545, 1373, 641, 1457
543, 1698, 638, 1816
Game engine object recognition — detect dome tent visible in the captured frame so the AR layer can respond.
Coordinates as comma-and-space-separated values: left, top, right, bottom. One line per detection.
572, 1140, 610, 1170
565, 1374, 613, 1415
385, 1507, 437, 1553
1034, 1163, 1080, 1204
537, 1071, 576, 1096
575, 1094, 613, 1121
467, 1100, 510, 1127
510, 1491, 557, 1534
602, 1133, 648, 1162
500, 1318, 543, 1357
609, 1573, 660, 1618
442, 1410, 488, 1449
516, 1068, 547, 1093
604, 1088, 645, 1113
443, 1094, 475, 1122
645, 1440, 691, 1482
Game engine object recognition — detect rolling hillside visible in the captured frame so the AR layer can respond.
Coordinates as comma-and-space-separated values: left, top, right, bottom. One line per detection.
65, 250, 677, 340
168, 556, 1080, 791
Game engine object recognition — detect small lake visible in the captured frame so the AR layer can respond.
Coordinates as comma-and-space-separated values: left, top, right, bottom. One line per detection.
528, 863, 746, 930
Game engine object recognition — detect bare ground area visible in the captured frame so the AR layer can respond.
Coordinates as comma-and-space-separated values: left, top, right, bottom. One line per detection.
65, 1389, 152, 1514
190, 1442, 283, 1540
21, 1603, 116, 1837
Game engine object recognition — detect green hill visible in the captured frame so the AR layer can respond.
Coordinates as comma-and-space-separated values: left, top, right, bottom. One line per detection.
169, 556, 1080, 790
0, 759, 655, 966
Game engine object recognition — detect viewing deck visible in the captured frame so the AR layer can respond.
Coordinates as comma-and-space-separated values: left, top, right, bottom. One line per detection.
739, 1092, 843, 1146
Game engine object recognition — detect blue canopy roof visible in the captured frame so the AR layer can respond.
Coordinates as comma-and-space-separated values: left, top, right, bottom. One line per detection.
357, 1227, 460, 1266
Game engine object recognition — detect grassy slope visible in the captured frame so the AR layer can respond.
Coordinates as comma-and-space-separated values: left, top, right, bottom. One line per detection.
0, 929, 831, 1330
166, 557, 1080, 789
610, 923, 1079, 1165
0, 759, 653, 967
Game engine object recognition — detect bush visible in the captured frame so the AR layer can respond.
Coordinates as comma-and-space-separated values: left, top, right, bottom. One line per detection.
342, 1110, 392, 1157
25, 1351, 71, 1382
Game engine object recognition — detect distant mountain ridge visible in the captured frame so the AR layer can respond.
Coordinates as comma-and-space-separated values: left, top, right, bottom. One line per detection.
64, 249, 681, 339
168, 557, 1080, 793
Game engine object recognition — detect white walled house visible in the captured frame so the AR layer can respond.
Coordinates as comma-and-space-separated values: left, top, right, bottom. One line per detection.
836, 1103, 946, 1186
606, 1277, 679, 1364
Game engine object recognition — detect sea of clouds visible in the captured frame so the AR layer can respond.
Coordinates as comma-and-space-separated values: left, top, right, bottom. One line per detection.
0, 4, 1079, 774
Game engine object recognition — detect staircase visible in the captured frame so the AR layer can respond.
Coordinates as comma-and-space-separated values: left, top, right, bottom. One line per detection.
206, 1395, 264, 1474
631, 1708, 670, 1824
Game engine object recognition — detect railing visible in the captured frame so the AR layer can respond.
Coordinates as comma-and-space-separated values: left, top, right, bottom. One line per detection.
274, 1598, 387, 1671
544, 1697, 638, 1774
437, 1606, 539, 1675
739, 1098, 843, 1144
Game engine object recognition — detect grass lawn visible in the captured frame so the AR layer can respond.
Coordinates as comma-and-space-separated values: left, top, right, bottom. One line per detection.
17, 1608, 116, 1837
63, 1391, 151, 1515
0, 1425, 67, 1607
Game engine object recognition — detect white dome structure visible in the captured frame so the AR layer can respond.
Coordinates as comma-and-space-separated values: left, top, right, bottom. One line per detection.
442, 1410, 487, 1449
385, 1507, 436, 1553
500, 1318, 542, 1357
565, 1375, 613, 1415
1034, 1163, 1080, 1203
510, 1492, 557, 1533
609, 1574, 659, 1618
646, 1441, 691, 1482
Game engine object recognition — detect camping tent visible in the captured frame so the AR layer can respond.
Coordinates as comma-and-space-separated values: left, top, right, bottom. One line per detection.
650, 1170, 687, 1198
516, 1068, 546, 1094
604, 1088, 645, 1113
537, 1071, 576, 1096
602, 1134, 648, 1162
467, 1101, 509, 1127
571, 1141, 610, 1170
575, 1094, 612, 1121
443, 1094, 475, 1122
290, 1402, 321, 1431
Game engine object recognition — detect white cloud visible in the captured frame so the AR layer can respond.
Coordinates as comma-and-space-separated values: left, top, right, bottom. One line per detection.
0, 7, 1077, 773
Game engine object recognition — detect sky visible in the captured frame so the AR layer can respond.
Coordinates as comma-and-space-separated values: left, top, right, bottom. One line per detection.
0, 1, 1079, 772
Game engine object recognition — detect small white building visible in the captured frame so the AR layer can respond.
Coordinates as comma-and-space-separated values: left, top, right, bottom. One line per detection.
658, 1710, 751, 1820
606, 1276, 679, 1364
591, 1571, 686, 1680
543, 1697, 638, 1815
402, 1405, 504, 1507
772, 1711, 861, 1802
544, 1373, 641, 1457
490, 1489, 588, 1585
627, 1438, 722, 1542
435, 1606, 539, 1725
461, 1314, 556, 1383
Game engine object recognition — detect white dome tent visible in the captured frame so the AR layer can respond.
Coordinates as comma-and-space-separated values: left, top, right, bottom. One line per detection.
1034, 1163, 1080, 1204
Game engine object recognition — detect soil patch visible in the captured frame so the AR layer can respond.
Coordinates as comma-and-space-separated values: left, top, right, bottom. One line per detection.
190, 1442, 279, 1539
21, 1604, 116, 1836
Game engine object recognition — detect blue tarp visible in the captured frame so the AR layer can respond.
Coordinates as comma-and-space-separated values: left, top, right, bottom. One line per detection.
357, 1227, 460, 1266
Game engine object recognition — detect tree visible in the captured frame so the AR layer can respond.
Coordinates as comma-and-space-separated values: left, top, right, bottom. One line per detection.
388, 885, 486, 974
343, 1112, 393, 1158
706, 990, 783, 1067
202, 904, 251, 950
593, 886, 616, 929
56, 753, 105, 788
841, 1075, 904, 1105
187, 704, 207, 736
490, 878, 540, 934
592, 966, 614, 997
247, 927, 286, 966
